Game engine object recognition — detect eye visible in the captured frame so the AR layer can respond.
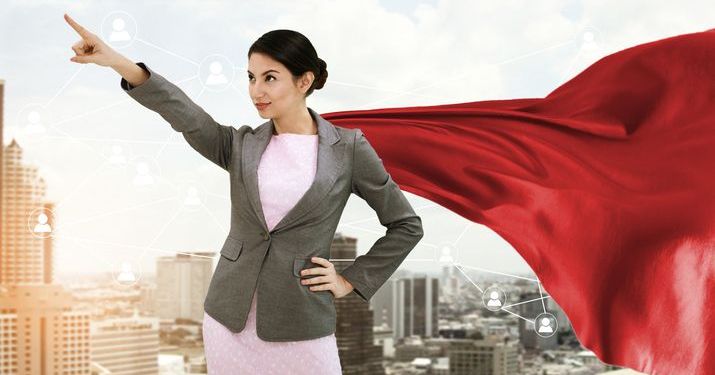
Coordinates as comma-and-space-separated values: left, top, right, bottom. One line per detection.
247, 75, 276, 82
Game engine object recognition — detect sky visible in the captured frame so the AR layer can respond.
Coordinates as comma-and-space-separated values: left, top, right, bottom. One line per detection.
2, 0, 713, 281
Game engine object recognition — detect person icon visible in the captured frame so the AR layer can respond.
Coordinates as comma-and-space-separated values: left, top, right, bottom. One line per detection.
25, 110, 46, 134
109, 145, 127, 165
184, 186, 201, 206
538, 317, 553, 333
482, 286, 506, 311
438, 246, 454, 263
117, 261, 136, 283
133, 162, 154, 186
487, 291, 502, 307
205, 61, 228, 85
581, 30, 599, 51
109, 17, 131, 42
33, 213, 52, 233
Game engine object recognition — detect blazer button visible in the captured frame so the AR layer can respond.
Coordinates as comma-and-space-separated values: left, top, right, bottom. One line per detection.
262, 231, 270, 240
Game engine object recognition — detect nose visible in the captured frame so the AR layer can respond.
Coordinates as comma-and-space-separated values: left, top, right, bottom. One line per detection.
249, 87, 266, 101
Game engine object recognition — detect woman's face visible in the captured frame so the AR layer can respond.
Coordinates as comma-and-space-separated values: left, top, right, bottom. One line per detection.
248, 52, 314, 119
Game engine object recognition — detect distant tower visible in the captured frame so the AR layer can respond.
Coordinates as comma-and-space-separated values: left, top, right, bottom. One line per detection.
331, 232, 385, 375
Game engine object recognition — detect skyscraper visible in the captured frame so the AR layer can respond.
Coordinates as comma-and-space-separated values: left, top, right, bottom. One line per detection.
1, 139, 53, 285
156, 252, 214, 322
332, 232, 385, 375
447, 336, 520, 375
384, 274, 439, 340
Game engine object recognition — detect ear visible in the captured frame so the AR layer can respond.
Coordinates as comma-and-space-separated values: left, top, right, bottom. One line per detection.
298, 71, 315, 94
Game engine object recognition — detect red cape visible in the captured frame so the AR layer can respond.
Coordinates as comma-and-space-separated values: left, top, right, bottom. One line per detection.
323, 29, 715, 374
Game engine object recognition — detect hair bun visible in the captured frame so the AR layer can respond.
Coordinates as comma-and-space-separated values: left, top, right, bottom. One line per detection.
315, 58, 328, 90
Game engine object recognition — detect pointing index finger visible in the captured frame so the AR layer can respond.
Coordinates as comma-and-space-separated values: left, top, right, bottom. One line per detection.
64, 13, 91, 38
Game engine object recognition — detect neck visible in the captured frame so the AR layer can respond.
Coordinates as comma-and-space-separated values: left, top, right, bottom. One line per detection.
272, 106, 318, 135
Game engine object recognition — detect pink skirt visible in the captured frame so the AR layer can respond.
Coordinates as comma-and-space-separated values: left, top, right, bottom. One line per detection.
202, 289, 342, 374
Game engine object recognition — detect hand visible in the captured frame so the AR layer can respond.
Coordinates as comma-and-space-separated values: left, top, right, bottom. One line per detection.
300, 257, 355, 299
64, 13, 122, 66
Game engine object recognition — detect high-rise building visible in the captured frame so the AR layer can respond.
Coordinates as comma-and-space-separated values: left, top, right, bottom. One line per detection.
370, 277, 397, 331
447, 336, 520, 375
386, 274, 439, 340
372, 273, 440, 341
370, 268, 411, 333
156, 252, 214, 322
89, 310, 159, 374
332, 232, 385, 375
1, 139, 53, 285
441, 264, 460, 295
0, 284, 92, 375
410, 274, 439, 338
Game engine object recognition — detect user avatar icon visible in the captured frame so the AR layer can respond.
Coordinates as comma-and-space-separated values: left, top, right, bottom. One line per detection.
109, 145, 127, 165
33, 213, 52, 233
581, 30, 599, 51
116, 261, 138, 285
538, 317, 553, 333
487, 291, 502, 307
205, 61, 228, 86
198, 54, 235, 91
133, 162, 155, 186
534, 312, 558, 337
482, 286, 506, 311
438, 245, 455, 263
109, 17, 131, 42
25, 111, 46, 135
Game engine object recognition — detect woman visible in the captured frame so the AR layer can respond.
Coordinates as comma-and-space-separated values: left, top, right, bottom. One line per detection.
64, 13, 423, 374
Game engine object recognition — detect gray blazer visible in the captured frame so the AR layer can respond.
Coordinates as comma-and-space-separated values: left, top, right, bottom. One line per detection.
120, 62, 424, 341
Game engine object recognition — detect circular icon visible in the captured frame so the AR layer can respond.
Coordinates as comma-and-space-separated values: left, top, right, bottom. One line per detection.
534, 312, 558, 337
580, 24, 603, 51
28, 207, 56, 239
437, 242, 457, 264
15, 102, 54, 142
198, 54, 236, 92
101, 11, 138, 49
129, 155, 162, 190
113, 259, 142, 287
177, 178, 207, 212
482, 285, 507, 311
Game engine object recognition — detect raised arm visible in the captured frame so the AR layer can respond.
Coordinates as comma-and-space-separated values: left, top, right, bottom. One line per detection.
64, 13, 245, 172
339, 129, 425, 302
119, 61, 241, 171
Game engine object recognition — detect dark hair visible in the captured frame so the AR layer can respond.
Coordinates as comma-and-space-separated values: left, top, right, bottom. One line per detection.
248, 29, 328, 98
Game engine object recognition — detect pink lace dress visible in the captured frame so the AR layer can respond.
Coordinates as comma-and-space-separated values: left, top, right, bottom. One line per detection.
202, 132, 342, 374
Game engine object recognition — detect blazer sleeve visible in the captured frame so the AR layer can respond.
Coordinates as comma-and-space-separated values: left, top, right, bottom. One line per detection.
339, 129, 424, 302
120, 61, 241, 171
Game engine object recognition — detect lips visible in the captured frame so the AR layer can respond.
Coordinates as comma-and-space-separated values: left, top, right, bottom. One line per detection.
255, 102, 271, 110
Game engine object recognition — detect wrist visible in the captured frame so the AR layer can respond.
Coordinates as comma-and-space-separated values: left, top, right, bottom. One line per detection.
340, 275, 354, 291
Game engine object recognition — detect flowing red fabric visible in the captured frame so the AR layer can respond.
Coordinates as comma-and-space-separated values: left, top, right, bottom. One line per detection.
322, 29, 715, 374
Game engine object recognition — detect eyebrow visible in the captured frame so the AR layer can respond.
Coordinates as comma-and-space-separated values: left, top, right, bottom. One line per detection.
247, 69, 279, 76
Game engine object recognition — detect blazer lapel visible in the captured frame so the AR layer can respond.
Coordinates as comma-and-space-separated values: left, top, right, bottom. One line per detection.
242, 107, 345, 234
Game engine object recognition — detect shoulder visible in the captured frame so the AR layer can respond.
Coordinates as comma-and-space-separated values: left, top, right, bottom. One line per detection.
332, 125, 363, 144
230, 124, 254, 137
